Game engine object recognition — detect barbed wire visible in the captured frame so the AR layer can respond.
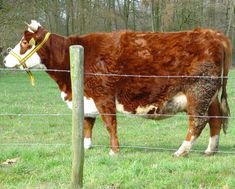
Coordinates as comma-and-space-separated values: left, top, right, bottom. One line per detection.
0, 113, 70, 117
0, 143, 234, 155
0, 112, 234, 119
85, 72, 230, 79
0, 68, 235, 79
0, 68, 70, 73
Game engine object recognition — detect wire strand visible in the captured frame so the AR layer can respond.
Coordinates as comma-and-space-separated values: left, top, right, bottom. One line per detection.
0, 143, 234, 155
0, 113, 70, 117
0, 68, 70, 73
0, 112, 233, 119
0, 68, 234, 79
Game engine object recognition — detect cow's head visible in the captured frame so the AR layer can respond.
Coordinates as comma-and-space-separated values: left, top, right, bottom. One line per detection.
3, 20, 48, 69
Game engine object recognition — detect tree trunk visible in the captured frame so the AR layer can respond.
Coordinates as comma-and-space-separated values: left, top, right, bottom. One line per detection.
151, 0, 157, 31
132, 0, 136, 31
209, 0, 216, 27
123, 0, 130, 29
106, 0, 113, 32
79, 0, 86, 34
226, 0, 235, 36
113, 0, 118, 30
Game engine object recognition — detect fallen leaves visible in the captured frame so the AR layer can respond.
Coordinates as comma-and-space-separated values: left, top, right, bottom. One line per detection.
2, 157, 20, 165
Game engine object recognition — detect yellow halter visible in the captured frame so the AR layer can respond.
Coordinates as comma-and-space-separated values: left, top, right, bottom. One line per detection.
10, 32, 51, 86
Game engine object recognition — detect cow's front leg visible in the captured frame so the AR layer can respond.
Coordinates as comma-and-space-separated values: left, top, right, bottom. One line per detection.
95, 95, 119, 155
84, 117, 96, 149
100, 114, 119, 155
94, 89, 119, 155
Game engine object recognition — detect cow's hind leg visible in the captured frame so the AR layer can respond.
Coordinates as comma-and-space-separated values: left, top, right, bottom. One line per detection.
174, 79, 219, 157
174, 113, 208, 157
84, 117, 96, 149
204, 97, 221, 155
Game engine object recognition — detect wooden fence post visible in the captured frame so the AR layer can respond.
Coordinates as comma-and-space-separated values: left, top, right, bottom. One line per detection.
70, 45, 84, 189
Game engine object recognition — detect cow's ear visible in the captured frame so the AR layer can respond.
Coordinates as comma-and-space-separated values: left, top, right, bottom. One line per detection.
24, 31, 35, 41
34, 27, 46, 41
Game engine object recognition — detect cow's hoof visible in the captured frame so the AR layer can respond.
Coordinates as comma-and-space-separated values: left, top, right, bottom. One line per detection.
173, 151, 189, 157
109, 149, 118, 156
204, 150, 217, 156
84, 138, 92, 149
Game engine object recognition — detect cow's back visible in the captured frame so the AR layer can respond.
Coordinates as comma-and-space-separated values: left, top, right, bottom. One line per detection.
117, 29, 225, 75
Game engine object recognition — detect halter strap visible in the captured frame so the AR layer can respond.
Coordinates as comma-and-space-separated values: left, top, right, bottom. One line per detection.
9, 32, 51, 86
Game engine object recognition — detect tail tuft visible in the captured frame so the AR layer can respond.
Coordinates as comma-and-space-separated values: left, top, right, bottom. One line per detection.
220, 96, 230, 134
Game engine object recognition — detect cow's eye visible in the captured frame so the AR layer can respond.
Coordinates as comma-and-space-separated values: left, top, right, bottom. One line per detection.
22, 41, 27, 45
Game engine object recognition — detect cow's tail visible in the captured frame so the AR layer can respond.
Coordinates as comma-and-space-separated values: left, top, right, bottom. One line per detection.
220, 38, 231, 134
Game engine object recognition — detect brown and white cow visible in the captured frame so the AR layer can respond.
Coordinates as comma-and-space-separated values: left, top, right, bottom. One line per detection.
4, 20, 231, 157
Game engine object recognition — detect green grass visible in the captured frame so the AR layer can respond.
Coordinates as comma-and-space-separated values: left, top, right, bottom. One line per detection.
0, 70, 235, 189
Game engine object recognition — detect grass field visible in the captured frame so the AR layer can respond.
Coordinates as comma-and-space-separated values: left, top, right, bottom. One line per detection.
0, 70, 235, 189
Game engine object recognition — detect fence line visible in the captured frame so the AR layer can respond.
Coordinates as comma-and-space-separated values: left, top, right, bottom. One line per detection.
1, 68, 235, 79
0, 113, 70, 116
1, 67, 235, 157
85, 72, 230, 79
0, 112, 234, 119
0, 143, 235, 155
0, 68, 70, 73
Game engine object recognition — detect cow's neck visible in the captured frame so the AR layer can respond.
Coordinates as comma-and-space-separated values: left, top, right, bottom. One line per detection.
38, 33, 82, 100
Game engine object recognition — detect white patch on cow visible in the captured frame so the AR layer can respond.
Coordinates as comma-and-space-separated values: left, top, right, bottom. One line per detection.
204, 135, 219, 155
61, 91, 72, 109
4, 42, 42, 69
172, 93, 188, 111
116, 93, 187, 118
135, 93, 187, 116
116, 99, 131, 114
84, 97, 99, 117
136, 104, 157, 115
174, 136, 196, 157
61, 92, 98, 117
84, 138, 92, 149
61, 91, 66, 101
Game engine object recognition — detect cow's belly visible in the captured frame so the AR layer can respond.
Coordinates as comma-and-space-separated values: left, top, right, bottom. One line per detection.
61, 92, 187, 119
116, 92, 187, 119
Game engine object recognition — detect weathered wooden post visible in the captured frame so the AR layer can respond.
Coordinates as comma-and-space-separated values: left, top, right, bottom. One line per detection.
70, 45, 84, 189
